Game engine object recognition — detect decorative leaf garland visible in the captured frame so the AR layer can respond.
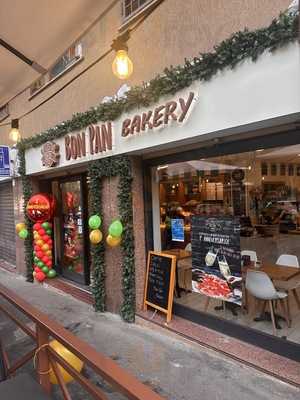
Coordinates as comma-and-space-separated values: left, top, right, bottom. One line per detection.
18, 148, 34, 282
17, 12, 298, 153
16, 11, 298, 312
88, 156, 135, 322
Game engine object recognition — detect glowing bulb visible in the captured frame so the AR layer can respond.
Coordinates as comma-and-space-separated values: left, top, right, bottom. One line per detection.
9, 128, 21, 142
112, 50, 133, 80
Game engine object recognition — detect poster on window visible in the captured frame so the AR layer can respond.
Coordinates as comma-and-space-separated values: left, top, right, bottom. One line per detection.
171, 218, 184, 242
191, 216, 242, 305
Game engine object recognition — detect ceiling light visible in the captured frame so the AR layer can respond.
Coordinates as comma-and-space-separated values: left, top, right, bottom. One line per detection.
256, 149, 264, 152
157, 165, 168, 170
9, 119, 21, 143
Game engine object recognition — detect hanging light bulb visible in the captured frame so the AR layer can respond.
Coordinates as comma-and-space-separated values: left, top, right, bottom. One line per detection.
112, 49, 133, 80
111, 32, 133, 80
9, 119, 21, 142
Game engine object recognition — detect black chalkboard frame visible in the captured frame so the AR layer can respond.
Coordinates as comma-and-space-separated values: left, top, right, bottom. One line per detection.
144, 251, 176, 323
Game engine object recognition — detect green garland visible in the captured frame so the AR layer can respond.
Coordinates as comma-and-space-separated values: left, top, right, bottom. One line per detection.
16, 11, 298, 314
17, 12, 298, 152
88, 156, 135, 322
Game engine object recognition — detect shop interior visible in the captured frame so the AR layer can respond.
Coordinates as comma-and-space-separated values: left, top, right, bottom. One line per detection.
41, 175, 91, 287
154, 144, 300, 344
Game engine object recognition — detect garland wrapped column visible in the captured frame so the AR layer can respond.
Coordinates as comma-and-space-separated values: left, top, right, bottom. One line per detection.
88, 156, 135, 321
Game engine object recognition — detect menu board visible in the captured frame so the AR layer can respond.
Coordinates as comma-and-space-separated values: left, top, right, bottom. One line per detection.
171, 218, 184, 242
144, 251, 176, 322
191, 216, 242, 305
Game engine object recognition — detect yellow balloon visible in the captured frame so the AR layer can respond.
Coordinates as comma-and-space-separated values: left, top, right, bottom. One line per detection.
34, 232, 40, 240
36, 239, 44, 247
106, 235, 121, 247
89, 229, 103, 244
49, 340, 83, 385
16, 222, 25, 233
42, 243, 49, 251
46, 250, 52, 256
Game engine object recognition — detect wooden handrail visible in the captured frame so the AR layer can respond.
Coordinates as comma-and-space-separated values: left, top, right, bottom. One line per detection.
0, 283, 164, 400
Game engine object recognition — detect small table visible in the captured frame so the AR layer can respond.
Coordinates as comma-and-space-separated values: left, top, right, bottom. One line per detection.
162, 249, 192, 297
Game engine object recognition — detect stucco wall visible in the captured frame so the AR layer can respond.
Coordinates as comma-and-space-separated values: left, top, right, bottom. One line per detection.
0, 0, 290, 145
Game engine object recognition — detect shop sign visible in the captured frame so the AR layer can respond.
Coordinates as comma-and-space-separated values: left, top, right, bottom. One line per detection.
121, 92, 195, 137
0, 146, 10, 176
65, 122, 112, 161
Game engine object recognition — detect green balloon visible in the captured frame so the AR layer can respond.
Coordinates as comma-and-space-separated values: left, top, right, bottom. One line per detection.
42, 222, 50, 229
47, 269, 56, 278
34, 256, 39, 263
19, 229, 28, 239
108, 220, 123, 237
37, 261, 44, 268
46, 229, 52, 236
88, 215, 101, 230
42, 266, 49, 274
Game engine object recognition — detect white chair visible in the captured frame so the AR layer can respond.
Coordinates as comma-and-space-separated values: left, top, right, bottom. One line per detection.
275, 254, 300, 316
241, 250, 257, 263
276, 254, 299, 268
185, 243, 191, 252
245, 270, 289, 335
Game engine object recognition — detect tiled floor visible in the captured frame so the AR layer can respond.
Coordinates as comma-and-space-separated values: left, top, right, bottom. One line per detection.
175, 290, 300, 344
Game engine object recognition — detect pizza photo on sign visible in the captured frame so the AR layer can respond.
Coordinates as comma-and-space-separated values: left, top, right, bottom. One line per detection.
191, 216, 242, 305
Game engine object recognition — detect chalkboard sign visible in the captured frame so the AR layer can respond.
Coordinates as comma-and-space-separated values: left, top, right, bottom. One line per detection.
144, 251, 176, 323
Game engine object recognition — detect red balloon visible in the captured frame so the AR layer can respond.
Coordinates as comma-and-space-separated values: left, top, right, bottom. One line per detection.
34, 266, 41, 273
37, 251, 44, 259
35, 271, 46, 282
26, 193, 56, 223
46, 260, 52, 267
42, 235, 49, 242
42, 256, 48, 264
34, 245, 40, 253
38, 228, 46, 236
33, 223, 42, 230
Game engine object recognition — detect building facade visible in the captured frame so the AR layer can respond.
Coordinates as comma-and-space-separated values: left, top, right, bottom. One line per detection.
0, 0, 299, 360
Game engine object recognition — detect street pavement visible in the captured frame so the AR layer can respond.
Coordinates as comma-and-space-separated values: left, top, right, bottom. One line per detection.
0, 268, 299, 400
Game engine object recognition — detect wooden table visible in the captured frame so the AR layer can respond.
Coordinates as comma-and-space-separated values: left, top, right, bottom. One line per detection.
162, 249, 192, 296
246, 262, 300, 281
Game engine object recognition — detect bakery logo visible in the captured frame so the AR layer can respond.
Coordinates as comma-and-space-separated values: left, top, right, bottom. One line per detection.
41, 141, 60, 167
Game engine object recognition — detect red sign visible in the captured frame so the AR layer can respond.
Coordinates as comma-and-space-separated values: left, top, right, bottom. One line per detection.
27, 193, 56, 223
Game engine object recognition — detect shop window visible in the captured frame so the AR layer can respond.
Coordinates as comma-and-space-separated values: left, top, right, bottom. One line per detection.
122, 0, 154, 20
280, 164, 286, 176
29, 43, 82, 98
261, 162, 268, 176
49, 44, 82, 80
151, 143, 300, 346
271, 164, 277, 176
0, 103, 9, 122
288, 164, 294, 176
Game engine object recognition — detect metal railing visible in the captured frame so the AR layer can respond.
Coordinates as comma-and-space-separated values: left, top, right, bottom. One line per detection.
0, 283, 164, 400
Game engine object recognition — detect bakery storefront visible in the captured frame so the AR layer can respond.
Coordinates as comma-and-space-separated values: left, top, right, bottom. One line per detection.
21, 39, 300, 359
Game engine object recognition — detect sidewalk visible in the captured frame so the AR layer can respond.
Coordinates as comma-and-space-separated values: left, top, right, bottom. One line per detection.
0, 268, 299, 400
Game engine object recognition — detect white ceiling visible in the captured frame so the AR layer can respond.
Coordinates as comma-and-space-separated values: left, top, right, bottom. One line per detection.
0, 0, 111, 105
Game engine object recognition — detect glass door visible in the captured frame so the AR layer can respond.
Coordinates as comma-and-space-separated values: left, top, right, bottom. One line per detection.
59, 176, 89, 285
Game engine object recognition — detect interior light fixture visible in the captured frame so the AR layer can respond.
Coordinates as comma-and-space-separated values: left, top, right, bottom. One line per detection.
157, 165, 169, 170
9, 119, 21, 143
256, 149, 264, 152
111, 31, 133, 80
